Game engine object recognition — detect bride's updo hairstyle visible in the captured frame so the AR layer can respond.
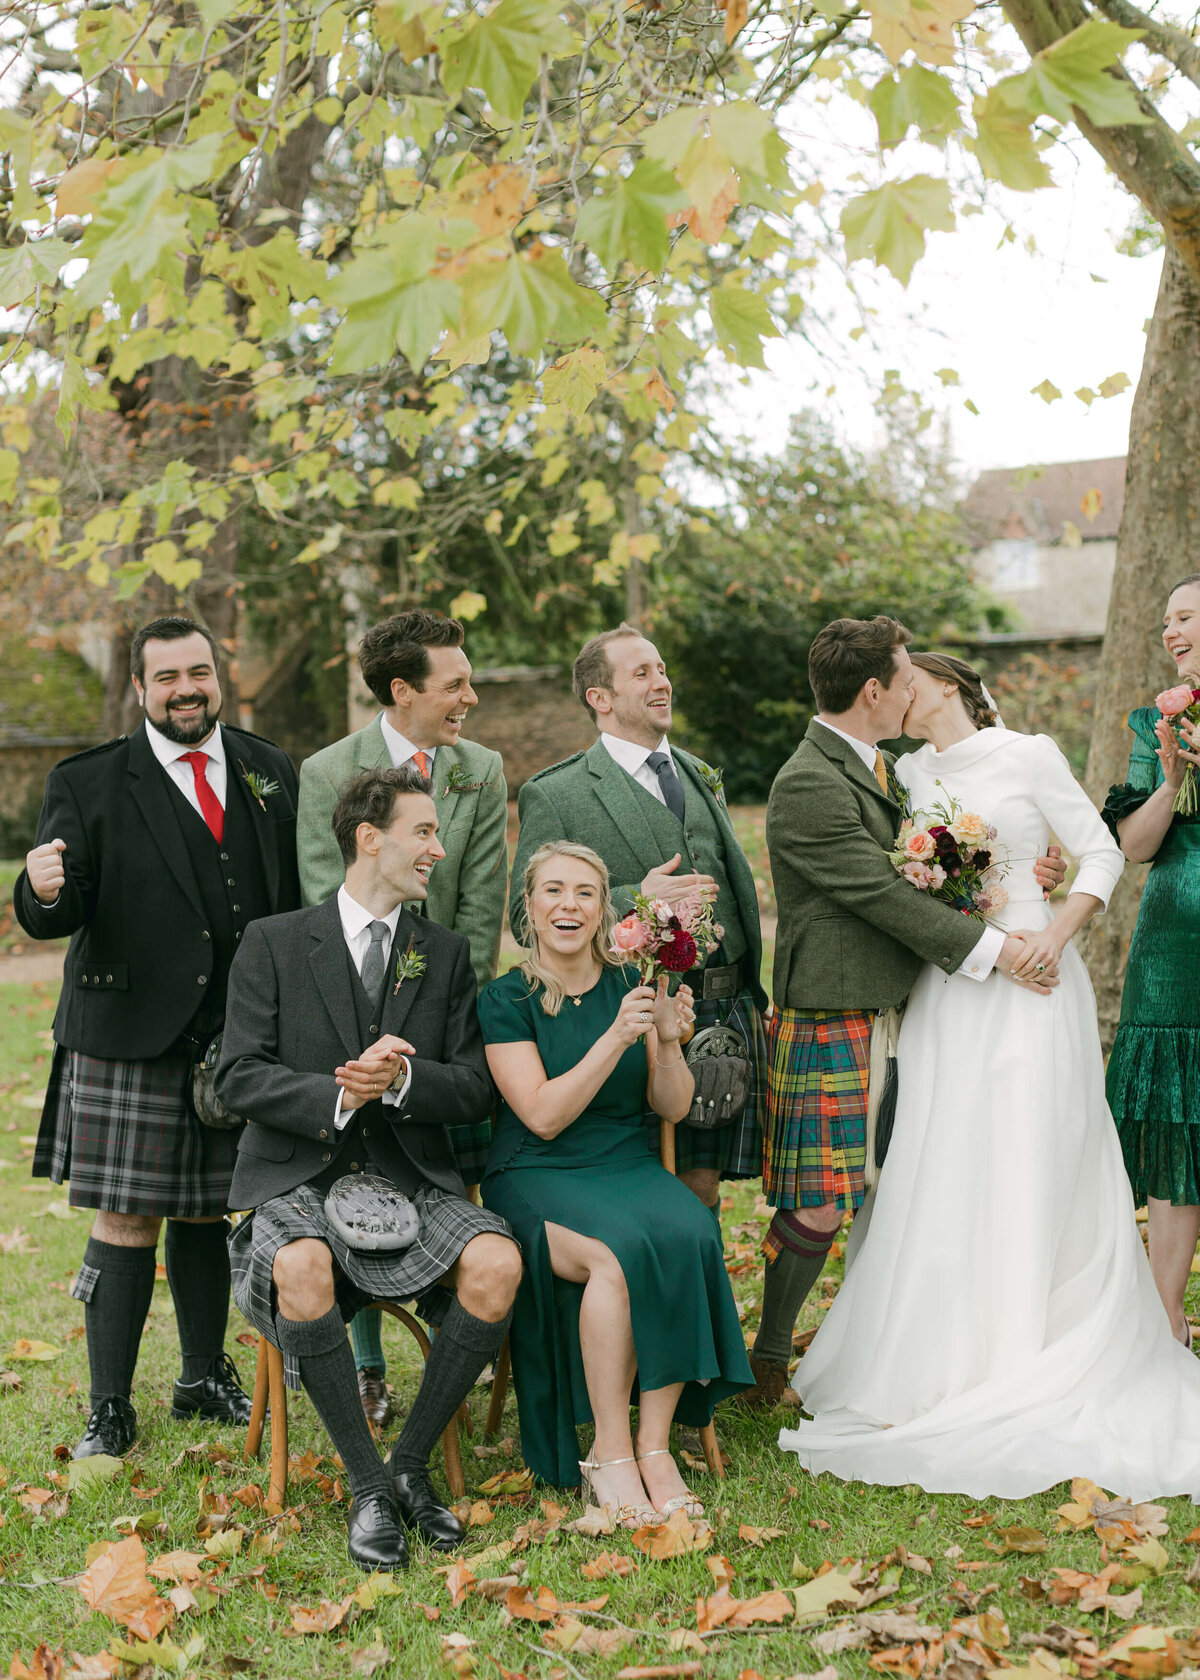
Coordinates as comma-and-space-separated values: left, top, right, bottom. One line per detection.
910, 651, 998, 730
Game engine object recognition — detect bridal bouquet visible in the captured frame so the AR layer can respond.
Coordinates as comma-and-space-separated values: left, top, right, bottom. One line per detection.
889, 794, 1009, 921
1156, 683, 1200, 815
610, 889, 723, 983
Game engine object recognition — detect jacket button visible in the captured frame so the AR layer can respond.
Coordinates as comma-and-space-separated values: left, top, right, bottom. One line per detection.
105, 974, 113, 983
235, 930, 241, 940
226, 878, 236, 888
362, 1128, 370, 1138
369, 1024, 379, 1035
318, 1129, 328, 1140
201, 930, 211, 941
81, 974, 88, 984
198, 975, 208, 984
321, 1152, 331, 1163
350, 1162, 360, 1172
93, 974, 100, 983
220, 852, 229, 862
232, 904, 241, 912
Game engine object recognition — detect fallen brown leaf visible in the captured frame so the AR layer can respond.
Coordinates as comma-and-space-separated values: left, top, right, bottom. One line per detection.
445, 1560, 476, 1606
76, 1537, 173, 1635
288, 1595, 355, 1634
738, 1524, 785, 1547
581, 1550, 638, 1579
632, 1508, 712, 1559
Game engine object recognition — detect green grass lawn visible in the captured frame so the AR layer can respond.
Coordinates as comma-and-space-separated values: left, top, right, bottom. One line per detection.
3, 982, 1200, 1677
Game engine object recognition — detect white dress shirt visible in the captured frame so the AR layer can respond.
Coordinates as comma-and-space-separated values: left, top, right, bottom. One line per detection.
333, 885, 413, 1129
600, 731, 676, 805
380, 713, 436, 776
144, 717, 228, 815
812, 718, 1004, 983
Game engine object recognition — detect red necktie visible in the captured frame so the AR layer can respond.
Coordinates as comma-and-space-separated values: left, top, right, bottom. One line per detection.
413, 750, 431, 779
181, 751, 224, 844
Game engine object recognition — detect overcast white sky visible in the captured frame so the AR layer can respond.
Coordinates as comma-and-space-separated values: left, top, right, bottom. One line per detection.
718, 127, 1162, 483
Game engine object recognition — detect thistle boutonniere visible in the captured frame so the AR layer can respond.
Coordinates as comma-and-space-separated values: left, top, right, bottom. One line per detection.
443, 762, 488, 797
393, 939, 427, 996
696, 760, 727, 807
240, 760, 280, 812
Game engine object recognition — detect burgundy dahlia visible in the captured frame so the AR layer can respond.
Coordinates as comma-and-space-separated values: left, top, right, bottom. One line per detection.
660, 931, 698, 972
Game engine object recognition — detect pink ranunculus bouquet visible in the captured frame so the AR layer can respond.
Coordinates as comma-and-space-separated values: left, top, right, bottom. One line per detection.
887, 792, 1009, 922
609, 887, 723, 984
1155, 684, 1200, 815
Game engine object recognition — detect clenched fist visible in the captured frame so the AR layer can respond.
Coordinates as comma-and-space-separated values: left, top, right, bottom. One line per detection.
26, 838, 67, 906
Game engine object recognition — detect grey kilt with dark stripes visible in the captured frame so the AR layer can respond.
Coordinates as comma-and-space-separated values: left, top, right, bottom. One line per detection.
229, 1183, 515, 1389
36, 1044, 239, 1217
666, 987, 768, 1182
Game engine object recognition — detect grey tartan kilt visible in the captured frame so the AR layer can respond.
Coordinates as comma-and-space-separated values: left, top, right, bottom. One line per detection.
666, 986, 767, 1182
35, 1044, 238, 1218
229, 1182, 515, 1389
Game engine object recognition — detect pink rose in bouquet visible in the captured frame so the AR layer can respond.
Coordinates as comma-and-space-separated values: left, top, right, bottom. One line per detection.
1156, 684, 1200, 717
1155, 684, 1200, 813
609, 888, 722, 983
612, 915, 652, 954
904, 830, 937, 862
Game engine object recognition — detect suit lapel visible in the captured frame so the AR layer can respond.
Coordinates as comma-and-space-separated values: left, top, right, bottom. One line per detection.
381, 909, 428, 1039
225, 736, 281, 907
355, 716, 391, 772
126, 725, 206, 921
806, 720, 898, 810
585, 739, 673, 863
308, 896, 362, 1061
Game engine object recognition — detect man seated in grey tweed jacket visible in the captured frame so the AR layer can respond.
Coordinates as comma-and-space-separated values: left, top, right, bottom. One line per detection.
217, 766, 521, 1572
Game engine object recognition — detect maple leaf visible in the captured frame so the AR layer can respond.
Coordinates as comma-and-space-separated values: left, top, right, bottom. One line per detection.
147, 1551, 206, 1584
581, 1550, 638, 1579
793, 1570, 864, 1623
76, 1537, 172, 1634
738, 1524, 786, 1546
9, 1645, 63, 1680
10, 1339, 59, 1361
445, 1560, 476, 1605
632, 1507, 713, 1558
349, 1642, 392, 1676
288, 1595, 355, 1634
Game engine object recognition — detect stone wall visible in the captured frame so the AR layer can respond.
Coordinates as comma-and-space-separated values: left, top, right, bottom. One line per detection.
0, 738, 103, 857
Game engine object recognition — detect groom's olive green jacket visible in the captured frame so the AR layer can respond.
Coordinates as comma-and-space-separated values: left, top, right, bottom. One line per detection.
297, 720, 507, 990
769, 720, 984, 1012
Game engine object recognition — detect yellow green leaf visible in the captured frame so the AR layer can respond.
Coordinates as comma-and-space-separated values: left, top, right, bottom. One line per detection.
841, 175, 955, 286
441, 0, 573, 124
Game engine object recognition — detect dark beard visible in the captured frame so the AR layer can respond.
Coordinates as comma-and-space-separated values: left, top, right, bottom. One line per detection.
151, 695, 220, 745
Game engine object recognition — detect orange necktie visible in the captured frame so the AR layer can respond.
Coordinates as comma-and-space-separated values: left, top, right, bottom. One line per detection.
873, 750, 889, 795
413, 750, 431, 779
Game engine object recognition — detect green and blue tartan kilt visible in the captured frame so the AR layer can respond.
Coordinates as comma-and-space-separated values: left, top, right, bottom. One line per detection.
446, 1118, 493, 1190
763, 1007, 872, 1244
660, 987, 767, 1182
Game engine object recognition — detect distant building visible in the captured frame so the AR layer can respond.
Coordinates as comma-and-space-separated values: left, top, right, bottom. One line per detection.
964, 457, 1125, 636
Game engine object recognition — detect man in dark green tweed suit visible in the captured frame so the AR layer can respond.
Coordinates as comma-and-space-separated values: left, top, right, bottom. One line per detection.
297, 611, 507, 1426
511, 625, 768, 1220
749, 615, 1063, 1408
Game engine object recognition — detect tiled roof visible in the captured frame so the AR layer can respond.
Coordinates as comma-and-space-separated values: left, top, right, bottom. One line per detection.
962, 457, 1126, 546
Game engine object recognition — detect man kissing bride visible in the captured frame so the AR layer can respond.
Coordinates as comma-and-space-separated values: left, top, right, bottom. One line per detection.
769, 616, 1200, 1500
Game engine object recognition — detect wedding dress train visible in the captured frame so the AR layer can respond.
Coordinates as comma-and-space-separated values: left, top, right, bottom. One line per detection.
779, 727, 1200, 1500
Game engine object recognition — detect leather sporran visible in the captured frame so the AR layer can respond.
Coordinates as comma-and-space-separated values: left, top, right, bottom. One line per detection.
864, 1005, 903, 1190
190, 1032, 245, 1131
683, 1022, 751, 1130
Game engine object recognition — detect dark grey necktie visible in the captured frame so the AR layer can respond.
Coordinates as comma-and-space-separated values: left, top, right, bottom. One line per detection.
646, 750, 686, 823
360, 920, 390, 999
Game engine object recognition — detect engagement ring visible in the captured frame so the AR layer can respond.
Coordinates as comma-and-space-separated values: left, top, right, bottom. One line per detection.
1035, 963, 1045, 974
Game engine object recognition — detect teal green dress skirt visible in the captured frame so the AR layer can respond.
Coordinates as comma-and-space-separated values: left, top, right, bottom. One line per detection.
1104, 706, 1200, 1204
478, 964, 753, 1488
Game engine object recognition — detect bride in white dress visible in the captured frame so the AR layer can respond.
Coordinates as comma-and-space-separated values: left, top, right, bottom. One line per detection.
779, 652, 1200, 1501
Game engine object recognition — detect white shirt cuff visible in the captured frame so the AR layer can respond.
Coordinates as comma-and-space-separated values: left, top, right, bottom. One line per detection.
958, 922, 1005, 981
334, 1088, 351, 1131
1069, 864, 1119, 910
382, 1058, 412, 1107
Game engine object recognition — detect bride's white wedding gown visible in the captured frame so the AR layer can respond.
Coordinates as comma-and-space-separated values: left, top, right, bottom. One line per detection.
779, 726, 1200, 1501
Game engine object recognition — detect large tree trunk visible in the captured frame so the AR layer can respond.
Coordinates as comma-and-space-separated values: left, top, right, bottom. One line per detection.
1078, 245, 1200, 1044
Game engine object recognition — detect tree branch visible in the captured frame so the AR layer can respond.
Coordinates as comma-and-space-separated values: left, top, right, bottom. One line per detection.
1089, 0, 1200, 90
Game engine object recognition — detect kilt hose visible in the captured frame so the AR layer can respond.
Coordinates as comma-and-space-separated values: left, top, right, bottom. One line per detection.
667, 987, 768, 1181
762, 1007, 872, 1260
36, 1044, 238, 1218
230, 1183, 514, 1389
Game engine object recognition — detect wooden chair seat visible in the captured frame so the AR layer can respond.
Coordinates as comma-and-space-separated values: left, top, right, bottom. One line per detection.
244, 1299, 466, 1510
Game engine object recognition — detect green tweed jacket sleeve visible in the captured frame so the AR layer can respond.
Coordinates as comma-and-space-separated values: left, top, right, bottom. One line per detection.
297, 734, 360, 907
437, 742, 508, 988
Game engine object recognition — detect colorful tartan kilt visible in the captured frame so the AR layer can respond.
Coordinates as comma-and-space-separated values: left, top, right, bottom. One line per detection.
229, 1183, 515, 1389
663, 987, 767, 1181
763, 1007, 872, 1234
34, 1044, 239, 1218
445, 1117, 494, 1189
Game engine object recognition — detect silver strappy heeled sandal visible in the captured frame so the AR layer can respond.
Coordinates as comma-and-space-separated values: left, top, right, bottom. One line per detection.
635, 1447, 704, 1520
578, 1455, 658, 1528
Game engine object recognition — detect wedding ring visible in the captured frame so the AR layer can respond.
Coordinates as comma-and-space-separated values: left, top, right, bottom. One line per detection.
640, 1012, 649, 1022
1035, 963, 1045, 974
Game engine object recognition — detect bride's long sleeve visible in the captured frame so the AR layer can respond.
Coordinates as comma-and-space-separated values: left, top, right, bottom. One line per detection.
1029, 734, 1125, 908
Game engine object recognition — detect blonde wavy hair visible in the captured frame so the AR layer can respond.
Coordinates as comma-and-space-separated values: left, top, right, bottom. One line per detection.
518, 840, 620, 1016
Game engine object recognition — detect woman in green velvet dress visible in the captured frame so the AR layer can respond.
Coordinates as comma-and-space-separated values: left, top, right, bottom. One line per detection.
1104, 572, 1200, 1345
479, 840, 752, 1519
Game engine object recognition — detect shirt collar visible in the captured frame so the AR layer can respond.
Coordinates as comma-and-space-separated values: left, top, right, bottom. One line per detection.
337, 885, 403, 943
600, 732, 671, 776
144, 717, 226, 770
380, 712, 435, 772
813, 718, 878, 772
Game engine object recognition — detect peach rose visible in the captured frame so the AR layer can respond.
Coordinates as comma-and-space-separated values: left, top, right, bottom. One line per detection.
950, 811, 989, 846
611, 915, 651, 953
904, 830, 936, 862
1157, 684, 1197, 717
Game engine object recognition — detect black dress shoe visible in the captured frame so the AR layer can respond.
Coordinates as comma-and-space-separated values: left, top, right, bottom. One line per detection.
358, 1366, 393, 1429
74, 1395, 137, 1459
347, 1491, 409, 1571
171, 1351, 253, 1424
389, 1465, 465, 1551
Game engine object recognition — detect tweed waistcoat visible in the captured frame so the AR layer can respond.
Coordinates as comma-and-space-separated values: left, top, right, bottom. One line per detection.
678, 770, 748, 967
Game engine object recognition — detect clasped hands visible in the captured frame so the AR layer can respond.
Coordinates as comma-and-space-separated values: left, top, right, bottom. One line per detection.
336, 1033, 415, 1112
609, 977, 696, 1050
999, 932, 1062, 993
1156, 715, 1200, 790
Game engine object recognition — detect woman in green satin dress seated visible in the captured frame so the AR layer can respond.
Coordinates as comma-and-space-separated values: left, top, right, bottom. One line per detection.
1104, 571, 1200, 1345
478, 840, 752, 1520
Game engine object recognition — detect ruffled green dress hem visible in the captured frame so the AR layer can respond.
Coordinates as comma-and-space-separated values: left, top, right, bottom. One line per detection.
1108, 1023, 1200, 1205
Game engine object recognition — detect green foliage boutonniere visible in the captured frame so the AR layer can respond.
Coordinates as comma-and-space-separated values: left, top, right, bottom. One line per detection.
443, 762, 488, 796
696, 760, 727, 806
393, 940, 427, 996
240, 762, 280, 812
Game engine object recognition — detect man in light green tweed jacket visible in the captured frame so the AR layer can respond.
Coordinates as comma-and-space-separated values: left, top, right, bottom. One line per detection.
297, 611, 507, 1425
511, 625, 768, 1222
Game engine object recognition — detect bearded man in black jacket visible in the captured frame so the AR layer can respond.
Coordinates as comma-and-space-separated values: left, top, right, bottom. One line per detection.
14, 617, 301, 1459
